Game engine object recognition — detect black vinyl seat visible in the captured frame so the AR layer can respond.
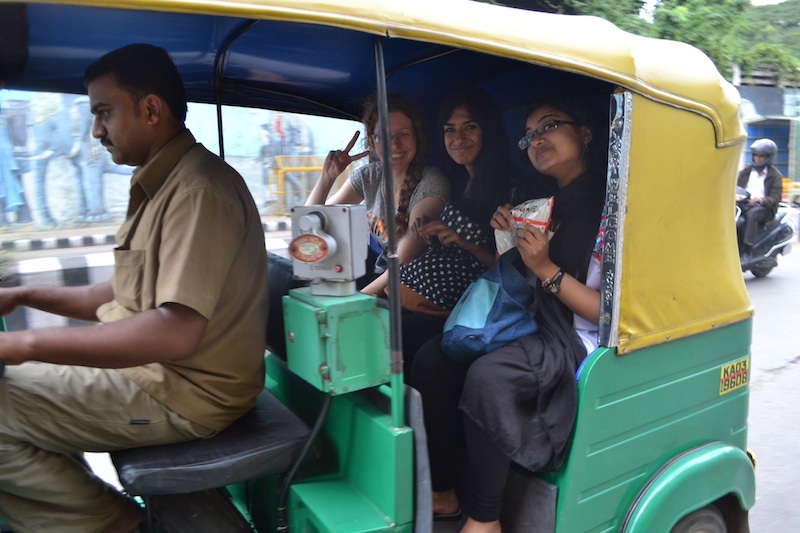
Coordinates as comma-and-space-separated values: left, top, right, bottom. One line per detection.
109, 253, 312, 528
111, 388, 310, 495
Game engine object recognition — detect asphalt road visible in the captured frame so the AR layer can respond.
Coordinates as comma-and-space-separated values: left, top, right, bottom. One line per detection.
742, 242, 800, 531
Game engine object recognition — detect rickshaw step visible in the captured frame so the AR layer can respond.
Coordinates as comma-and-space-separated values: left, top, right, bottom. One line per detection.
290, 478, 397, 532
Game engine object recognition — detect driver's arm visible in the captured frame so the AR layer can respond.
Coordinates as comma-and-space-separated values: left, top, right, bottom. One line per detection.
0, 302, 207, 368
0, 283, 113, 323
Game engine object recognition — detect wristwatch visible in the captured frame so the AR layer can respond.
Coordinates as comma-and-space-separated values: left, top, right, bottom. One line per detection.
542, 268, 565, 295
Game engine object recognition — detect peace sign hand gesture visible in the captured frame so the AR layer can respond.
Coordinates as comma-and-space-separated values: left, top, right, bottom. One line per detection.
322, 131, 371, 181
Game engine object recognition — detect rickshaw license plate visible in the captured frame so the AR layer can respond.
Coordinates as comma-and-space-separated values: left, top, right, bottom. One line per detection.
719, 357, 750, 395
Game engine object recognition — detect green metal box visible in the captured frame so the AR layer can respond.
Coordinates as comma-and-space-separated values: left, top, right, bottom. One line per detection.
283, 288, 391, 394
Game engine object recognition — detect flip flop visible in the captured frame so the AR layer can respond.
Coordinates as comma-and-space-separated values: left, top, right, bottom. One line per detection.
433, 507, 463, 521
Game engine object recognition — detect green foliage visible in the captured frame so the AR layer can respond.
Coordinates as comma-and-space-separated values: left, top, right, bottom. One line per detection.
740, 42, 800, 83
472, 0, 652, 35
740, 0, 800, 61
651, 0, 750, 76
473, 0, 800, 83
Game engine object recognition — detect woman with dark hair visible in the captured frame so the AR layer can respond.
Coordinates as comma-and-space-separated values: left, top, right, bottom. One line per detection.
412, 93, 608, 531
307, 93, 450, 296
398, 87, 533, 365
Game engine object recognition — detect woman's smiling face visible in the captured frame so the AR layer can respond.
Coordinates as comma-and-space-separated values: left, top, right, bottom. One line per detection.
524, 105, 591, 185
444, 106, 483, 174
372, 111, 417, 175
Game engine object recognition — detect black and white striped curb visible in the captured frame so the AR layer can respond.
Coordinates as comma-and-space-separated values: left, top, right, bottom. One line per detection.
1, 252, 115, 331
0, 219, 291, 254
1, 234, 117, 252
0, 219, 292, 332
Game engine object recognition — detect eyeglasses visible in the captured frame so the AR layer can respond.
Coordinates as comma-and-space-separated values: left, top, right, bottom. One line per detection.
372, 131, 415, 145
517, 120, 579, 150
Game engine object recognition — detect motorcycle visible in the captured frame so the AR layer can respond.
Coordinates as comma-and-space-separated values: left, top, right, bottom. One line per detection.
735, 186, 795, 277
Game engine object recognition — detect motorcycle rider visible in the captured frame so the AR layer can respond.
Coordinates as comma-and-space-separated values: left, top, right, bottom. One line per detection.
736, 138, 784, 262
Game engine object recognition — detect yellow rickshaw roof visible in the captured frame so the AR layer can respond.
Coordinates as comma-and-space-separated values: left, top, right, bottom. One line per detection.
12, 0, 744, 146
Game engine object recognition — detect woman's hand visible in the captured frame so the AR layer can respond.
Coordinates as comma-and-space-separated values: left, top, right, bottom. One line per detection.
410, 215, 434, 244
420, 220, 470, 249
516, 227, 556, 279
322, 131, 370, 182
490, 204, 515, 232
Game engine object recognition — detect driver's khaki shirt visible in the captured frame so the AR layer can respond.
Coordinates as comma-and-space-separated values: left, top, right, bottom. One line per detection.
97, 130, 268, 431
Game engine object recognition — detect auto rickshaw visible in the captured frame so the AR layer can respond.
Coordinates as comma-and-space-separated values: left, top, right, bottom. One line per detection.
0, 1, 755, 531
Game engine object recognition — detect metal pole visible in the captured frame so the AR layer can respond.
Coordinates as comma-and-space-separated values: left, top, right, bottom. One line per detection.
212, 20, 260, 159
373, 37, 405, 428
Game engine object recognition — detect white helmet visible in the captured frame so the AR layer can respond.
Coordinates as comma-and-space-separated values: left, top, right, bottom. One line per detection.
750, 138, 777, 169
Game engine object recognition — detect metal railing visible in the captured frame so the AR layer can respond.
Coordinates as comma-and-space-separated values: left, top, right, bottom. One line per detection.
265, 155, 351, 214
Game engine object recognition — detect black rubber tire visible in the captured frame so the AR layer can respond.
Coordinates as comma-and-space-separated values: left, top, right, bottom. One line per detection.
750, 259, 776, 278
670, 504, 727, 533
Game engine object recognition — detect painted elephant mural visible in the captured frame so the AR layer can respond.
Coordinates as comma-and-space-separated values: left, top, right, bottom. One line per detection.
18, 92, 131, 227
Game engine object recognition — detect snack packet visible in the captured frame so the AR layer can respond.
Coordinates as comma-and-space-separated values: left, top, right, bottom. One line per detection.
495, 197, 555, 255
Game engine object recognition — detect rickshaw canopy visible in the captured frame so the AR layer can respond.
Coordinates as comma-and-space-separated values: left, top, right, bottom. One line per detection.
2, 0, 752, 353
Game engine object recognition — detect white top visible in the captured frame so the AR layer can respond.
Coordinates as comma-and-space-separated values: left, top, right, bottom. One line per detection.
746, 168, 767, 199
574, 255, 601, 354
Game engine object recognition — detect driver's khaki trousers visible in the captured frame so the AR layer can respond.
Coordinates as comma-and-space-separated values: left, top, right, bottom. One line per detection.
0, 362, 213, 533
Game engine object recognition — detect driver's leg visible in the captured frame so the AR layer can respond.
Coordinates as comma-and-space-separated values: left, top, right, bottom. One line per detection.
742, 204, 769, 250
0, 362, 213, 533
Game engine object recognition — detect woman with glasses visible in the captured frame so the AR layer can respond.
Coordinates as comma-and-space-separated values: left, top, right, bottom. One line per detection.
306, 93, 450, 296
412, 94, 607, 532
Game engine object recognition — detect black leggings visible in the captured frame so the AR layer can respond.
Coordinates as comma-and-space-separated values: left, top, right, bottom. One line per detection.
410, 334, 468, 492
463, 416, 510, 522
412, 335, 511, 522
401, 312, 447, 376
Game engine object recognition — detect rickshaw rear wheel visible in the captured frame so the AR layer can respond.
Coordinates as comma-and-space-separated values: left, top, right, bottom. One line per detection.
670, 504, 727, 533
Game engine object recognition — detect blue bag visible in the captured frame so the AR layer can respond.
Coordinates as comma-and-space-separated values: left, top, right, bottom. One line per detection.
441, 248, 539, 364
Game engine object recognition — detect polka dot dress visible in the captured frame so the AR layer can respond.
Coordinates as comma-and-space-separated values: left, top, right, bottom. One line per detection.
400, 204, 489, 310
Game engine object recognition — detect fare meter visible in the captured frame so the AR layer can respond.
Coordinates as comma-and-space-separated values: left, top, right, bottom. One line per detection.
283, 205, 391, 394
288, 205, 368, 296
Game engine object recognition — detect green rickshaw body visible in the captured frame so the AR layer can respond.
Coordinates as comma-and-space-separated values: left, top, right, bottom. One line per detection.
1, 1, 755, 531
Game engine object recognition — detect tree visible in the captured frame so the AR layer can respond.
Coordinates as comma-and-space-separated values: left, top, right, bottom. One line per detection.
737, 0, 800, 62
650, 0, 750, 77
473, 0, 652, 35
473, 0, 800, 84
740, 42, 800, 85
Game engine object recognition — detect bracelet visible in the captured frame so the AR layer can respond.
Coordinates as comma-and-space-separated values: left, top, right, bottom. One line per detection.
541, 268, 565, 295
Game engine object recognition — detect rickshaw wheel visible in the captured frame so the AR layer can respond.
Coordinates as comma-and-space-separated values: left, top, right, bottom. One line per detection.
750, 259, 776, 278
670, 504, 727, 533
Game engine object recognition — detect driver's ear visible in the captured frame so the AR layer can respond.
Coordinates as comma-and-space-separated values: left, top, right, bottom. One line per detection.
142, 94, 164, 125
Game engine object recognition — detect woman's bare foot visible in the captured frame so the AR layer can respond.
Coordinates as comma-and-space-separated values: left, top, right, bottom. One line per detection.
460, 516, 502, 533
100, 496, 144, 533
433, 488, 460, 517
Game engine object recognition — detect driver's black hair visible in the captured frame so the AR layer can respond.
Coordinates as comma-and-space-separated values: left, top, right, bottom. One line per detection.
83, 43, 188, 122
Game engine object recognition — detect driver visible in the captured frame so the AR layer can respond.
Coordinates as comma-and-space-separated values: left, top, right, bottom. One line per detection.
736, 138, 784, 261
0, 44, 269, 532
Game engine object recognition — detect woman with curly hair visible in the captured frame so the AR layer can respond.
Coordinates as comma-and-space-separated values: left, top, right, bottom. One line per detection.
307, 93, 450, 296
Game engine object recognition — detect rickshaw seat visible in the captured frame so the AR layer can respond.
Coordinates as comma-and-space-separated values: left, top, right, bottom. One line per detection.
110, 388, 311, 496
576, 348, 599, 379
266, 251, 306, 360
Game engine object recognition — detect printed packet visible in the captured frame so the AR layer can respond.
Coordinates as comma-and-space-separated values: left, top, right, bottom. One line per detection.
495, 197, 555, 255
